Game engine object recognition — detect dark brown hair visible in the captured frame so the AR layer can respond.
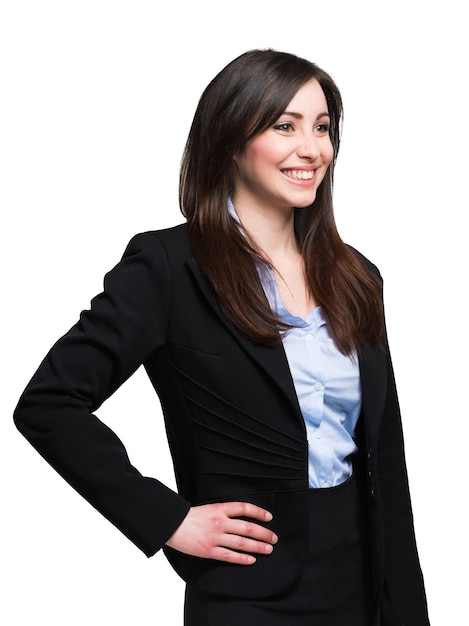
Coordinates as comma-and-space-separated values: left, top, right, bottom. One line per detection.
180, 49, 385, 354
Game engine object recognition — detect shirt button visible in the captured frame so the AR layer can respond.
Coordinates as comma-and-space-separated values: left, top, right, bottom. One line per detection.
314, 382, 322, 391
305, 333, 314, 341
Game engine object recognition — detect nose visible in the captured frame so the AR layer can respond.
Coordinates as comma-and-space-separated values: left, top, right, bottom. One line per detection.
297, 131, 320, 160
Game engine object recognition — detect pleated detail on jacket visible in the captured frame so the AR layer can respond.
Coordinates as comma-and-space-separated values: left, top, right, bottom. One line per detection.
173, 362, 307, 496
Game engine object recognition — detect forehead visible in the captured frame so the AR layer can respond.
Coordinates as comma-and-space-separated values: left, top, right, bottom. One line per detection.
283, 79, 329, 115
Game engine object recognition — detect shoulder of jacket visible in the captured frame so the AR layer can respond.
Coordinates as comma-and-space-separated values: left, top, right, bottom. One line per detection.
346, 244, 382, 281
125, 223, 190, 258
131, 222, 187, 242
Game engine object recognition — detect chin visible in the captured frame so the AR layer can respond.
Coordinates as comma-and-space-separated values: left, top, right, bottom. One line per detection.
293, 194, 317, 209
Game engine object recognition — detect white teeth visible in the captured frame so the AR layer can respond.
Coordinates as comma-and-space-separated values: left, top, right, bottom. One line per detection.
284, 169, 314, 180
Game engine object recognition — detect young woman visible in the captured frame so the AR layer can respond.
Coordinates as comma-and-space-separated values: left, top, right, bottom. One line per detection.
14, 49, 430, 625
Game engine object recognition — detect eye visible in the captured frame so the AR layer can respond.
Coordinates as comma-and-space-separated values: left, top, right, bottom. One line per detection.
273, 122, 294, 132
315, 123, 330, 134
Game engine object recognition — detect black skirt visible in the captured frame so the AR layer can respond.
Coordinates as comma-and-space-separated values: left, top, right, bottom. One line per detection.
184, 474, 375, 626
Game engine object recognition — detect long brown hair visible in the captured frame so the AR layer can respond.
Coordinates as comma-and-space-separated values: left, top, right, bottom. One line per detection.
180, 49, 385, 354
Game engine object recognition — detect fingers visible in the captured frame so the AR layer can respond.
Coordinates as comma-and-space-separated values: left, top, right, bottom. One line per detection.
207, 513, 278, 565
217, 500, 278, 552
223, 516, 278, 548
165, 500, 278, 565
209, 546, 264, 565
221, 522, 277, 555
221, 500, 273, 523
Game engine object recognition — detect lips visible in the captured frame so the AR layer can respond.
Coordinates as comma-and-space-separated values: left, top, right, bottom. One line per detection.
282, 169, 315, 180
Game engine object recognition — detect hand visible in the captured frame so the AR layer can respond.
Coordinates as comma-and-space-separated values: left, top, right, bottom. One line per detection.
165, 501, 278, 565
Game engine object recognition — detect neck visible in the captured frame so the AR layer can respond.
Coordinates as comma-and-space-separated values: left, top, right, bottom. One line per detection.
232, 200, 298, 259
230, 197, 315, 316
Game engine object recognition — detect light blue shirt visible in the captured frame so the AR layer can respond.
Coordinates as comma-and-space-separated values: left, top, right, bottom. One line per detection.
228, 199, 362, 488
259, 265, 361, 488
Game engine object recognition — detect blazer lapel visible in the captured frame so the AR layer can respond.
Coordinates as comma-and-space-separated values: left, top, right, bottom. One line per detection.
186, 258, 303, 421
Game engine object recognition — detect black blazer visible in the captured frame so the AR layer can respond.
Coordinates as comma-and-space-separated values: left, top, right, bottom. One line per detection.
14, 225, 429, 625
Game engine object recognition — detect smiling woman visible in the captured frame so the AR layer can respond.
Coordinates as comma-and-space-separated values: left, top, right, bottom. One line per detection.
14, 49, 430, 626
233, 79, 334, 214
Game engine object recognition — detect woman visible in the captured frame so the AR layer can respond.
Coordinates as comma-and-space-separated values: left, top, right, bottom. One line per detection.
14, 49, 430, 625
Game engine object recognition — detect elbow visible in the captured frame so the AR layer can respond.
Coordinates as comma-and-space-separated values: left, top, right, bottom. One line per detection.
13, 394, 31, 438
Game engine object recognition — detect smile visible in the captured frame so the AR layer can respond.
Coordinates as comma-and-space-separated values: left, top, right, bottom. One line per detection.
282, 169, 315, 180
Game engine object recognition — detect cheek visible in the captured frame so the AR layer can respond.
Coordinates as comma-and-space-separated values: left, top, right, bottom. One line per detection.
248, 142, 277, 169
245, 133, 285, 169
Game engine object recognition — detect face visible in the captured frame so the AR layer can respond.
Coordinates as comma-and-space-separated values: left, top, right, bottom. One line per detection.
232, 79, 334, 216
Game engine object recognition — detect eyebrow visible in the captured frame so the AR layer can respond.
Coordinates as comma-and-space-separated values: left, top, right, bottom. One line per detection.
281, 111, 330, 121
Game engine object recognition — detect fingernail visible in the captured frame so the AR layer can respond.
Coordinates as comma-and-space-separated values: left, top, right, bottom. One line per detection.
265, 512, 273, 521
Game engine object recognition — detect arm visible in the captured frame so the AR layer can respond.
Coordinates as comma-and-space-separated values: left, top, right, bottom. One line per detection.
378, 346, 430, 625
351, 247, 430, 622
13, 233, 190, 556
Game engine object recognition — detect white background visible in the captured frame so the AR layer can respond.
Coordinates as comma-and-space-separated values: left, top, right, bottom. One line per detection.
1, 1, 467, 624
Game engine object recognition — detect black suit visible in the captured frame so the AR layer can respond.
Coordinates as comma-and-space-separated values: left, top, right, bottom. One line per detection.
14, 225, 429, 625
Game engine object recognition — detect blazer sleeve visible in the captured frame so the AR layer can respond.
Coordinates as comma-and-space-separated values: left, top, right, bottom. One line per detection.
13, 232, 191, 557
378, 345, 430, 625
351, 246, 430, 623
